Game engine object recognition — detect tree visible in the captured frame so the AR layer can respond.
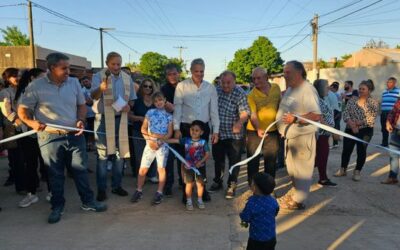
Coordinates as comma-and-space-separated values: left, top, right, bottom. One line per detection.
228, 36, 283, 83
125, 62, 139, 72
0, 26, 29, 46
396, 44, 400, 49
334, 54, 352, 68
138, 51, 185, 83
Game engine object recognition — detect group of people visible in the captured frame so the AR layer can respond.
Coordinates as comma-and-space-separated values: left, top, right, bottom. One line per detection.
1, 50, 400, 249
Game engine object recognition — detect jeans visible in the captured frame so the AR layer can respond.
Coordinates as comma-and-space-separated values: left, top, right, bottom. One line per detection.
94, 114, 125, 191
38, 132, 94, 210
381, 111, 390, 145
212, 138, 242, 185
128, 124, 136, 176
389, 131, 400, 178
341, 127, 373, 171
246, 130, 279, 185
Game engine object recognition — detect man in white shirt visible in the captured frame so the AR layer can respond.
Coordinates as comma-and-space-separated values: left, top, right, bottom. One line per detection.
173, 58, 220, 202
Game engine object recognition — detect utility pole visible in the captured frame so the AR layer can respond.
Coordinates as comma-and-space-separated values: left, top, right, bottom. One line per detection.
99, 28, 115, 68
174, 46, 187, 61
28, 1, 35, 67
311, 14, 319, 80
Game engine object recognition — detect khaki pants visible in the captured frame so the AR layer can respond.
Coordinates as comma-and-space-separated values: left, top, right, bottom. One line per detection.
285, 133, 316, 203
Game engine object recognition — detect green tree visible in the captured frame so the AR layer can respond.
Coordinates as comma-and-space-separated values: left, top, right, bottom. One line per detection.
139, 52, 185, 83
228, 36, 283, 83
335, 54, 352, 68
396, 44, 400, 49
0, 26, 29, 46
125, 62, 139, 72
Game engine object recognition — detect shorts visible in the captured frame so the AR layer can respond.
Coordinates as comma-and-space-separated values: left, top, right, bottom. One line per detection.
183, 166, 205, 184
140, 144, 169, 168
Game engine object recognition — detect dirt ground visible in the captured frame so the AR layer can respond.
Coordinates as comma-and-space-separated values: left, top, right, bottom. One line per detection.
1, 122, 400, 250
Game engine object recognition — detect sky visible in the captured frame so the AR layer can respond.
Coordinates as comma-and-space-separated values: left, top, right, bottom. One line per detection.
1, 0, 400, 81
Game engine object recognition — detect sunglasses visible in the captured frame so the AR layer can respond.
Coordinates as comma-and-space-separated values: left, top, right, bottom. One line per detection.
143, 85, 153, 89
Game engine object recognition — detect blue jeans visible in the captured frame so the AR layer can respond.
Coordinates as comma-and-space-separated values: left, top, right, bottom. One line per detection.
94, 114, 124, 191
389, 132, 400, 178
38, 132, 94, 210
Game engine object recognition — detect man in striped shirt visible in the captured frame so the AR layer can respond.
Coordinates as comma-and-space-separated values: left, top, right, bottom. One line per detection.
381, 77, 399, 147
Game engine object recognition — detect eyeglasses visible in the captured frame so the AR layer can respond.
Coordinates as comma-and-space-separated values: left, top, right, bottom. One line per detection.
143, 85, 153, 89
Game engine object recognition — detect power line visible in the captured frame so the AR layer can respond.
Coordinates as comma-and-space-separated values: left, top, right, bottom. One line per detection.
278, 21, 310, 49
322, 31, 400, 40
104, 32, 141, 55
320, 0, 384, 27
0, 3, 26, 8
280, 34, 310, 53
319, 0, 364, 17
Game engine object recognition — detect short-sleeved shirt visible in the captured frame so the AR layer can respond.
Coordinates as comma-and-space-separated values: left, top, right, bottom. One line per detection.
343, 97, 378, 129
146, 108, 172, 135
276, 81, 321, 139
217, 85, 250, 140
381, 87, 400, 112
19, 74, 85, 127
179, 137, 209, 168
240, 195, 279, 242
318, 98, 334, 136
132, 96, 154, 131
247, 83, 281, 132
91, 71, 137, 115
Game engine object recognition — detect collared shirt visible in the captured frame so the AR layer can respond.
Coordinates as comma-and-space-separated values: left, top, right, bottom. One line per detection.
381, 87, 400, 112
173, 78, 219, 132
217, 85, 250, 140
81, 87, 95, 118
240, 195, 279, 242
247, 83, 281, 132
91, 71, 137, 114
19, 74, 85, 127
276, 81, 321, 139
343, 97, 378, 129
325, 90, 340, 112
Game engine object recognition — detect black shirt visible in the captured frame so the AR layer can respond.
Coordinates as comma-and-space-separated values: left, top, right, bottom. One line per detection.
161, 82, 177, 104
132, 96, 155, 131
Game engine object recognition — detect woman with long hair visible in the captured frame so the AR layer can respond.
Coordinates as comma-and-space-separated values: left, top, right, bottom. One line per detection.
335, 80, 378, 181
128, 78, 158, 182
15, 68, 51, 207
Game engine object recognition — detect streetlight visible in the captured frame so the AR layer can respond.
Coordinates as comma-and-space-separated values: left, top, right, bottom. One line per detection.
99, 27, 115, 68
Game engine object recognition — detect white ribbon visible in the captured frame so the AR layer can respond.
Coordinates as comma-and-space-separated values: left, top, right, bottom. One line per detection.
0, 130, 37, 144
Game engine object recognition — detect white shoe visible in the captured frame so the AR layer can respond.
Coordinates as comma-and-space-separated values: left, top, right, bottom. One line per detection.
19, 193, 39, 208
352, 170, 361, 181
46, 192, 52, 202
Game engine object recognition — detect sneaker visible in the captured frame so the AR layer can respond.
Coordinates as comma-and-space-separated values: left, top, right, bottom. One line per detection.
225, 185, 236, 200
186, 200, 194, 211
202, 190, 211, 202
19, 193, 39, 208
164, 187, 172, 197
208, 182, 223, 193
381, 177, 399, 185
152, 192, 163, 205
318, 179, 337, 187
334, 168, 347, 177
130, 190, 143, 203
81, 201, 107, 212
149, 176, 159, 184
48, 207, 64, 224
46, 192, 52, 202
197, 200, 205, 209
97, 190, 107, 201
352, 170, 361, 181
112, 187, 128, 196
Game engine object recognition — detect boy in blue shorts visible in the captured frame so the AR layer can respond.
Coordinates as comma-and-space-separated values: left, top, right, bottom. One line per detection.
131, 92, 173, 205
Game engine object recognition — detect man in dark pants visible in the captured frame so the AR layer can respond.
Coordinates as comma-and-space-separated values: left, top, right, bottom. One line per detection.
173, 58, 220, 203
380, 77, 399, 147
161, 63, 181, 196
209, 70, 250, 199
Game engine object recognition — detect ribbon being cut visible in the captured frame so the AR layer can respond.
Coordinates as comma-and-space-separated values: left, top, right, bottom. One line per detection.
228, 114, 400, 174
0, 122, 200, 175
1, 114, 398, 177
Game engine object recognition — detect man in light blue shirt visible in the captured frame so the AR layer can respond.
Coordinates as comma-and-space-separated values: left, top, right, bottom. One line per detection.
380, 77, 399, 146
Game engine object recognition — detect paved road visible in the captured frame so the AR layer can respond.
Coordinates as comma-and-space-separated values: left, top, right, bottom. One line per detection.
1, 124, 400, 249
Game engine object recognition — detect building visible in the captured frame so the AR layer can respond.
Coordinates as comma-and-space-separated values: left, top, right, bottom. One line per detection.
0, 45, 92, 78
343, 48, 400, 68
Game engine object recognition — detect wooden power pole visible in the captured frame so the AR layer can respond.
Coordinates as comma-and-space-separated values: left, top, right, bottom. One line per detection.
28, 1, 36, 67
311, 14, 319, 80
174, 46, 187, 61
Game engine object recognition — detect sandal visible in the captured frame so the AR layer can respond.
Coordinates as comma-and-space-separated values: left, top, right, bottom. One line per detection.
279, 200, 305, 210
